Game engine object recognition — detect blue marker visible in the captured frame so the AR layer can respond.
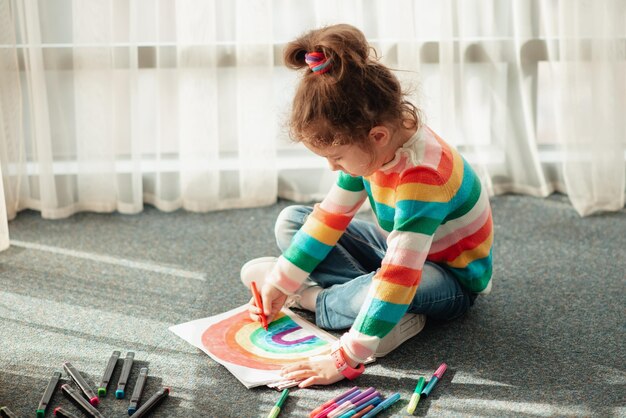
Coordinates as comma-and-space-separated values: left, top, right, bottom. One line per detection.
128, 367, 148, 415
361, 393, 400, 418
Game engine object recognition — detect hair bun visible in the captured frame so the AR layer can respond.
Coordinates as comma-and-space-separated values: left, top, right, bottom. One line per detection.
283, 24, 370, 80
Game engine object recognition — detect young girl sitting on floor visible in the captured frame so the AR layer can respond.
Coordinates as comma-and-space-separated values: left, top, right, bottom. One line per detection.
241, 23, 493, 388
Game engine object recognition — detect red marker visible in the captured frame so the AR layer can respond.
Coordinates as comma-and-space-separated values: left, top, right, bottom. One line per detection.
353, 404, 375, 418
251, 281, 268, 331
54, 407, 81, 418
63, 362, 99, 407
60, 384, 105, 418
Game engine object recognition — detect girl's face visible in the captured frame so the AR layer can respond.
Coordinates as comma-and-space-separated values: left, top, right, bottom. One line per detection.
303, 141, 379, 177
302, 124, 411, 177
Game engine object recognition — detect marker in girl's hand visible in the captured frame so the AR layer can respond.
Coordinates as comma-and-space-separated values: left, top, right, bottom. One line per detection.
251, 281, 269, 331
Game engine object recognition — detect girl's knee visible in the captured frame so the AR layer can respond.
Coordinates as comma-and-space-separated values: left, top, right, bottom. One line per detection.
442, 293, 472, 321
274, 205, 312, 251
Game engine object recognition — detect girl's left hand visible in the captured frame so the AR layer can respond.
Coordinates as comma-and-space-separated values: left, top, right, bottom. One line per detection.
280, 354, 345, 388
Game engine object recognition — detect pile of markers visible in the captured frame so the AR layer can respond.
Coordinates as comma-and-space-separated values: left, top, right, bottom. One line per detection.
0, 350, 170, 418
308, 387, 399, 418
307, 362, 447, 418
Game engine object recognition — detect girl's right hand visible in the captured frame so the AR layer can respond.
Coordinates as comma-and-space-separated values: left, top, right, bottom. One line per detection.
248, 283, 288, 325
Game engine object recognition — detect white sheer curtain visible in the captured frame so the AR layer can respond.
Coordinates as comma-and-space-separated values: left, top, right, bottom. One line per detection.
1, 0, 625, 250
544, 1, 626, 215
1, 0, 277, 222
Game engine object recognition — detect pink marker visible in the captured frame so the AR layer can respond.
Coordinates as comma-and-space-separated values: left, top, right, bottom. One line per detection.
310, 387, 359, 418
314, 389, 362, 418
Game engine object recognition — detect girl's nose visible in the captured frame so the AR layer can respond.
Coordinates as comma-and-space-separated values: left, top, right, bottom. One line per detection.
327, 160, 341, 171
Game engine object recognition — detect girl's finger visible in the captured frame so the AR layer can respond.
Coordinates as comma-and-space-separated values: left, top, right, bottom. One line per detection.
280, 362, 311, 373
248, 304, 262, 314
282, 369, 314, 381
298, 376, 320, 388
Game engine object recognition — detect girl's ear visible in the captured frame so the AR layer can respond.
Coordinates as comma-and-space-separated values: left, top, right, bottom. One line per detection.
368, 125, 391, 147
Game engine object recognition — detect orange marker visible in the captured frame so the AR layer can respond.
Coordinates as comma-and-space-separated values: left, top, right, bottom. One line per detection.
251, 281, 268, 331
353, 404, 375, 418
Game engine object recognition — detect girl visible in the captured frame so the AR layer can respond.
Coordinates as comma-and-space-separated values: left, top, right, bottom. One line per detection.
241, 23, 493, 388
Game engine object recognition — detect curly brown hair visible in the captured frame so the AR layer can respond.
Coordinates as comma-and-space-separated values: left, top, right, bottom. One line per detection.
283, 23, 420, 151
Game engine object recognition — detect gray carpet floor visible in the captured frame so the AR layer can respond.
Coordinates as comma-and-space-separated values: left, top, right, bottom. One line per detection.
0, 194, 624, 418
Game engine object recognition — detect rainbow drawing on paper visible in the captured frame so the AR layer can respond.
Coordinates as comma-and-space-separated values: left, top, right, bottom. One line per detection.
169, 305, 337, 388
202, 309, 330, 370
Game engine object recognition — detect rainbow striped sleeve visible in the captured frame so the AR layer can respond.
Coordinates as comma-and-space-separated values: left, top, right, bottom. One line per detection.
341, 167, 455, 363
267, 172, 367, 295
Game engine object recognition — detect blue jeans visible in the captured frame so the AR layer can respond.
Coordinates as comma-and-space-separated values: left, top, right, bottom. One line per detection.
275, 205, 476, 330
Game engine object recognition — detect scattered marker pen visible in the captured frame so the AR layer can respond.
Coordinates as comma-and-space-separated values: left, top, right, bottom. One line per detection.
128, 367, 148, 416
406, 376, 426, 414
61, 384, 105, 418
37, 371, 61, 418
130, 387, 170, 418
54, 407, 81, 418
310, 387, 359, 418
98, 350, 120, 396
421, 363, 447, 397
267, 388, 289, 418
116, 352, 135, 399
63, 362, 99, 406
361, 392, 400, 418
251, 281, 269, 331
0, 407, 17, 418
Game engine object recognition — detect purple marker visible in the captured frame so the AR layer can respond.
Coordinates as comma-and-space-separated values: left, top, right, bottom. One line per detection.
422, 362, 448, 397
328, 387, 375, 418
352, 391, 380, 409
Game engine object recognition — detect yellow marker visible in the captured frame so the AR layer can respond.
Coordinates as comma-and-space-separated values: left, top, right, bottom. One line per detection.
406, 376, 426, 414
267, 389, 289, 418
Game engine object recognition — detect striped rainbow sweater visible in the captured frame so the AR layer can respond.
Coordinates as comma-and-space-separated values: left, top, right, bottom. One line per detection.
267, 126, 493, 363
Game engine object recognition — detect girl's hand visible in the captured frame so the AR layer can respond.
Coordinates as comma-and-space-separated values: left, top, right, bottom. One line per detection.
248, 283, 288, 324
261, 283, 288, 323
280, 354, 345, 388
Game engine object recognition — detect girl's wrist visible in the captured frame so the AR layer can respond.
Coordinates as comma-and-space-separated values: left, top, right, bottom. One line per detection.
330, 343, 365, 380
336, 337, 363, 367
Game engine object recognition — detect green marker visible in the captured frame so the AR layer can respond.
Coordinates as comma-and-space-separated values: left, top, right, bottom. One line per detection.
37, 371, 61, 418
406, 376, 426, 414
98, 350, 120, 397
267, 389, 289, 418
